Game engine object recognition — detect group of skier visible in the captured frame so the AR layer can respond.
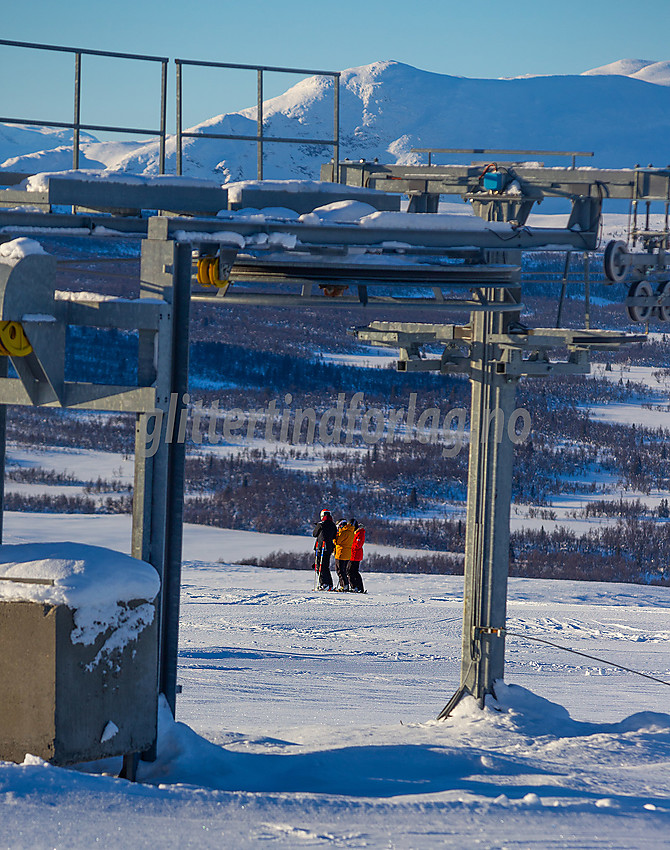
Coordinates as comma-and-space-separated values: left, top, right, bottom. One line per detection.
312, 509, 366, 593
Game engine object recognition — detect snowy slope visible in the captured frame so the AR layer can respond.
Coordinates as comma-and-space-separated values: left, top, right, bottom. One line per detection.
3, 59, 670, 181
0, 124, 96, 166
0, 548, 668, 848
583, 58, 670, 86
0, 145, 105, 173
583, 59, 659, 77
631, 61, 670, 86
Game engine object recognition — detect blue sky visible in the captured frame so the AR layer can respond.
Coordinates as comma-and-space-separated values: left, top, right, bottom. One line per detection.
1, 0, 669, 136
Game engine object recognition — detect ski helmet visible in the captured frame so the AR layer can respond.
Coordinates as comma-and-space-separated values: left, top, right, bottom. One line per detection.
320, 509, 331, 519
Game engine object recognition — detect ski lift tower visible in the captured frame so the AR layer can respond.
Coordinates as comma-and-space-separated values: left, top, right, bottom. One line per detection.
1, 151, 668, 726
324, 151, 670, 712
351, 310, 643, 714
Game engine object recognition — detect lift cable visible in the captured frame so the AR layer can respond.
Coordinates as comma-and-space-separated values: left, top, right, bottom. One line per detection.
505, 630, 670, 688
439, 627, 670, 722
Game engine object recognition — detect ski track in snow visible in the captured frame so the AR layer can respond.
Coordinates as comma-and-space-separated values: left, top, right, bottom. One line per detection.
0, 554, 668, 847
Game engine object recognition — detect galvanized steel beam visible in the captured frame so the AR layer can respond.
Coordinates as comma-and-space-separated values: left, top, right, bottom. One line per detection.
132, 217, 190, 719
329, 161, 670, 202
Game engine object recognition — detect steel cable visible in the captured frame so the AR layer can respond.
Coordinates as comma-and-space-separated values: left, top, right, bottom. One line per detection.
505, 630, 670, 688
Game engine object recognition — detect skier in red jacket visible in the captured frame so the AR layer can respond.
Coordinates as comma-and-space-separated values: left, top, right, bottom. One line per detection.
348, 520, 365, 593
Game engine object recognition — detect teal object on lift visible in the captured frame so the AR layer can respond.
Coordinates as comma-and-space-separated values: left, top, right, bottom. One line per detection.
482, 171, 506, 191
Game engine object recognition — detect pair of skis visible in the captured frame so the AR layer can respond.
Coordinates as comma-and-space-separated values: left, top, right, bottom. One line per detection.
313, 542, 326, 591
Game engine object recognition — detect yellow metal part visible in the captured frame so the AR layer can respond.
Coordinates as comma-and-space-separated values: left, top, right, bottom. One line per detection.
0, 322, 32, 357
197, 256, 232, 294
196, 256, 212, 286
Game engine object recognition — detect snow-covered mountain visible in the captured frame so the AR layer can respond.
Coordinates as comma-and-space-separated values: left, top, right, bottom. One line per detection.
582, 58, 670, 86
2, 59, 670, 181
0, 123, 100, 170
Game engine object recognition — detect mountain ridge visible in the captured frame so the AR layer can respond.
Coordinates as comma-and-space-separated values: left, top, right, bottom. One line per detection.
582, 58, 670, 85
2, 59, 669, 181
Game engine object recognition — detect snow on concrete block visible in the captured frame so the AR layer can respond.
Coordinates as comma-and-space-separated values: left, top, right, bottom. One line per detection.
16, 170, 229, 216
0, 542, 160, 766
0, 237, 48, 267
359, 210, 514, 233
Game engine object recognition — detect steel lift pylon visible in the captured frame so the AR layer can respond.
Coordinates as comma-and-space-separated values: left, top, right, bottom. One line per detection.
351, 269, 644, 714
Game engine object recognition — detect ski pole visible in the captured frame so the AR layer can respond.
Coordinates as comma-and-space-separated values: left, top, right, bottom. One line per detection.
314, 542, 325, 591
317, 544, 323, 590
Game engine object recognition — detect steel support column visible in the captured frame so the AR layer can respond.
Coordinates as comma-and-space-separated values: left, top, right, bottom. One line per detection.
0, 357, 7, 542
176, 61, 183, 176
73, 52, 81, 171
133, 217, 190, 718
440, 280, 521, 717
257, 69, 264, 180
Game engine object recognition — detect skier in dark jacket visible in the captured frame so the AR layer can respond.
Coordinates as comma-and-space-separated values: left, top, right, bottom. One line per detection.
312, 508, 337, 590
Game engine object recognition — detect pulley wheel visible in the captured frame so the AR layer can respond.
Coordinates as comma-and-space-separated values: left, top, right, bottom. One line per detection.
196, 256, 215, 286
196, 257, 209, 286
656, 281, 670, 322
626, 280, 654, 323
0, 322, 32, 357
207, 256, 230, 289
604, 240, 631, 283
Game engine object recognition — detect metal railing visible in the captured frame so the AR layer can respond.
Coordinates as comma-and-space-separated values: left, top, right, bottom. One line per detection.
0, 38, 168, 172
175, 58, 340, 180
411, 147, 594, 169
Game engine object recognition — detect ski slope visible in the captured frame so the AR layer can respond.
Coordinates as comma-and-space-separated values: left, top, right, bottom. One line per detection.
0, 515, 668, 848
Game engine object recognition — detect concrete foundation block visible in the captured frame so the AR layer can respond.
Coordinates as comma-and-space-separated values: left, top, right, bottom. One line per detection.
0, 598, 158, 766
